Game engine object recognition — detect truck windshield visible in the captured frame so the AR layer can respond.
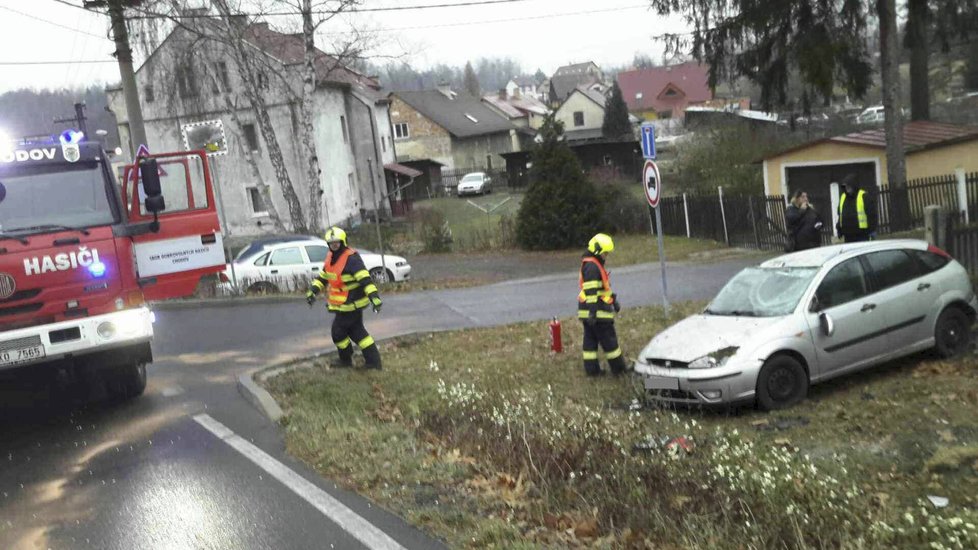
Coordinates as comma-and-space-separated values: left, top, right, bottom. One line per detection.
0, 161, 117, 234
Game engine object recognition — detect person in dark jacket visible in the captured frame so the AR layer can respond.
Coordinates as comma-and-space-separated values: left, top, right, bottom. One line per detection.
577, 233, 626, 377
836, 174, 877, 242
785, 190, 824, 251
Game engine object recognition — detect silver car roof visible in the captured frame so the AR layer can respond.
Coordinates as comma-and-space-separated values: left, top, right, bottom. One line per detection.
760, 239, 930, 269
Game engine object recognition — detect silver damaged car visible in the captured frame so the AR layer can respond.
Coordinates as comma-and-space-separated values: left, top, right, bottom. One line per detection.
635, 240, 977, 410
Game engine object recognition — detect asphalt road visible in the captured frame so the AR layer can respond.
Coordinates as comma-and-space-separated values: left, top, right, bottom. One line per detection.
0, 257, 754, 550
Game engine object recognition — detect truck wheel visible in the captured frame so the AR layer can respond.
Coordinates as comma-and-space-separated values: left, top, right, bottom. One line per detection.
112, 362, 147, 399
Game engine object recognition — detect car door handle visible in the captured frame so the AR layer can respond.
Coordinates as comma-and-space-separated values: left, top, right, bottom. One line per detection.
918, 283, 931, 291
311, 267, 319, 272
861, 303, 876, 312
270, 269, 279, 274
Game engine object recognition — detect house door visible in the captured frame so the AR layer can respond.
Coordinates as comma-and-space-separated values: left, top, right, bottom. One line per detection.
785, 161, 877, 238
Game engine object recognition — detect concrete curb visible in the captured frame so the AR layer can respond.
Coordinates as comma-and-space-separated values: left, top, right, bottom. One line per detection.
153, 295, 306, 311
236, 331, 444, 422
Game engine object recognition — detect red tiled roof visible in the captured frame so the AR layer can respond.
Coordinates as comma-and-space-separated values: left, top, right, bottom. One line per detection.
763, 120, 978, 160
243, 23, 381, 92
616, 63, 712, 112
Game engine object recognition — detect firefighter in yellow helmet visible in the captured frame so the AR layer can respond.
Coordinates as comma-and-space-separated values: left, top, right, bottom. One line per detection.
578, 233, 626, 376
306, 227, 384, 369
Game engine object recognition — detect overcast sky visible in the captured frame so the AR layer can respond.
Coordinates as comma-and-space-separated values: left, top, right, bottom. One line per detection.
0, 0, 689, 93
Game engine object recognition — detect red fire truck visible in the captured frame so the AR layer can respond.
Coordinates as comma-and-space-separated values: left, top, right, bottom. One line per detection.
0, 130, 224, 399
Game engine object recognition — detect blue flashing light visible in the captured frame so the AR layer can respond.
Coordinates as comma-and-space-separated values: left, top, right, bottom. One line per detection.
59, 129, 85, 145
88, 261, 106, 278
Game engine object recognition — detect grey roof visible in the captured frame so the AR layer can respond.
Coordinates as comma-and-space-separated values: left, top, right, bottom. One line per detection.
552, 74, 602, 102
578, 86, 607, 107
563, 128, 605, 143
512, 75, 536, 87
554, 62, 601, 76
394, 90, 517, 138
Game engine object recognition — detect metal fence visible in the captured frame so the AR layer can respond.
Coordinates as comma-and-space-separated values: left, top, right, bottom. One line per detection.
438, 167, 518, 195
657, 171, 978, 254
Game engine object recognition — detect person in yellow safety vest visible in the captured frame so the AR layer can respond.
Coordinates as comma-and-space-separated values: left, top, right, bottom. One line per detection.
306, 227, 384, 369
578, 233, 627, 376
836, 173, 877, 243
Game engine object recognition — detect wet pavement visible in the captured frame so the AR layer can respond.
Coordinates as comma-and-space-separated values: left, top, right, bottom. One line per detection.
0, 258, 753, 549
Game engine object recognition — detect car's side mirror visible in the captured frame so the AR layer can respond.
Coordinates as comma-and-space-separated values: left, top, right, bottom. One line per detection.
819, 312, 835, 337
140, 159, 166, 215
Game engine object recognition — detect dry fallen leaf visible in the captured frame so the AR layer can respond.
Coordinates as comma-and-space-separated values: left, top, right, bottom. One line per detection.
573, 518, 599, 539
938, 430, 957, 443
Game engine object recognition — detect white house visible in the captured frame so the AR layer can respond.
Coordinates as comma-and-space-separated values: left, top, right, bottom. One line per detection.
107, 19, 395, 237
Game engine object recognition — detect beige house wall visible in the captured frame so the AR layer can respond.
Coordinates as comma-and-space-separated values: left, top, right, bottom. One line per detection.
554, 91, 604, 132
389, 96, 452, 166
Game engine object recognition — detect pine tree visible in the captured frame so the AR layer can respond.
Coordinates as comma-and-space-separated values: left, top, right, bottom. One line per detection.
463, 62, 480, 97
516, 114, 603, 250
602, 82, 632, 139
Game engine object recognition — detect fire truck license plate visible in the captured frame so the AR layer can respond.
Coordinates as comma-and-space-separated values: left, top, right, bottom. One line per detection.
0, 345, 46, 367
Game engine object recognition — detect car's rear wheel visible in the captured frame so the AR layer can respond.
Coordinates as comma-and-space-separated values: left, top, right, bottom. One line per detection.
756, 355, 808, 411
246, 281, 278, 295
934, 307, 971, 358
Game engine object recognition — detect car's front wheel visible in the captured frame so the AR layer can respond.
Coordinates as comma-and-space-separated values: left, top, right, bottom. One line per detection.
756, 355, 808, 411
934, 307, 972, 358
369, 267, 394, 283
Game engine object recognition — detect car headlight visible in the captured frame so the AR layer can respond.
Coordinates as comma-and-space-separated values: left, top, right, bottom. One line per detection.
688, 355, 730, 369
395, 261, 407, 267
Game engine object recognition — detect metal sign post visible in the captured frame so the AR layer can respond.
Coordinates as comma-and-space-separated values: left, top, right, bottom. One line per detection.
643, 160, 669, 312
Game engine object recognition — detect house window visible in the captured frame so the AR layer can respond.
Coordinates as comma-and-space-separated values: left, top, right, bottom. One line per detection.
176, 66, 197, 98
573, 111, 584, 127
381, 136, 387, 153
217, 61, 230, 89
247, 187, 267, 215
243, 123, 260, 153
256, 72, 269, 90
144, 85, 155, 103
664, 88, 678, 97
465, 113, 478, 123
486, 155, 492, 170
348, 173, 355, 195
394, 123, 409, 139
340, 115, 348, 143
603, 154, 613, 166
635, 92, 643, 99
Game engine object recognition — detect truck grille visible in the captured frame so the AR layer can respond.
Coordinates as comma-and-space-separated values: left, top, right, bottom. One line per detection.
0, 303, 43, 318
0, 335, 42, 352
0, 289, 41, 304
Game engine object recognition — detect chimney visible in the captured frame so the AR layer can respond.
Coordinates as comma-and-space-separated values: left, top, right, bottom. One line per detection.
498, 88, 507, 100
437, 81, 454, 99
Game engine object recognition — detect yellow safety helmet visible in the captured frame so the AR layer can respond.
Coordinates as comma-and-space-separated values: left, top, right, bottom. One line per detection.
588, 233, 614, 255
324, 226, 347, 246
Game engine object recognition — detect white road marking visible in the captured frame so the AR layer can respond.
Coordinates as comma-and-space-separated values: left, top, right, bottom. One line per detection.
161, 385, 184, 397
193, 414, 406, 550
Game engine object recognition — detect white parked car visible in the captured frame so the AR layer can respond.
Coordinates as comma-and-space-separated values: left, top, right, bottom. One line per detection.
456, 172, 492, 196
635, 240, 976, 410
219, 236, 411, 294
855, 105, 884, 124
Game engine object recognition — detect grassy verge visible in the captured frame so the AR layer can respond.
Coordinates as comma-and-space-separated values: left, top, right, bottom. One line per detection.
265, 304, 978, 549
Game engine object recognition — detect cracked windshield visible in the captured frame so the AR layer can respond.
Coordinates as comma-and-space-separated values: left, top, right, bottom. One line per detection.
1, 0, 977, 549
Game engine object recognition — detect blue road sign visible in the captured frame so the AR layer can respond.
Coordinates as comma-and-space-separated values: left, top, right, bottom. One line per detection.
640, 122, 656, 159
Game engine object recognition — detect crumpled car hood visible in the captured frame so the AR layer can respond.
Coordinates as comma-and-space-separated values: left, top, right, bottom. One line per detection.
639, 314, 782, 363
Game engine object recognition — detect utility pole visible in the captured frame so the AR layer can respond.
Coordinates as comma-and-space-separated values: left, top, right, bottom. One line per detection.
85, 0, 148, 155
54, 102, 88, 134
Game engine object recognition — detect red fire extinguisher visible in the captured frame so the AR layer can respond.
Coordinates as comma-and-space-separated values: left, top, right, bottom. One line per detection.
549, 317, 563, 353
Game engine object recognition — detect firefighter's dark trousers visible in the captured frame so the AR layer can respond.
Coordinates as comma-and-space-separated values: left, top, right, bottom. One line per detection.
331, 310, 381, 367
582, 320, 625, 375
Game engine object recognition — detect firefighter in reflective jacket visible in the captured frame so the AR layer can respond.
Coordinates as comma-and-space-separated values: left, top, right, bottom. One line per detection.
306, 227, 383, 369
578, 233, 626, 376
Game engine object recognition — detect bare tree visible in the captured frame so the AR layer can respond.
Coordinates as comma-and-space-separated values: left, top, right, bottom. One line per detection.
877, 0, 908, 227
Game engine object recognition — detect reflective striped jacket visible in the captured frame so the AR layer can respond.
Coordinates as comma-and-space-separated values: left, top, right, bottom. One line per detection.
310, 247, 380, 312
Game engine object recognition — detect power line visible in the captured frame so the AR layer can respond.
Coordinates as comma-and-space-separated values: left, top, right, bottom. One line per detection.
341, 4, 648, 34
49, 0, 89, 11
95, 0, 536, 19
0, 4, 105, 38
0, 60, 115, 65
